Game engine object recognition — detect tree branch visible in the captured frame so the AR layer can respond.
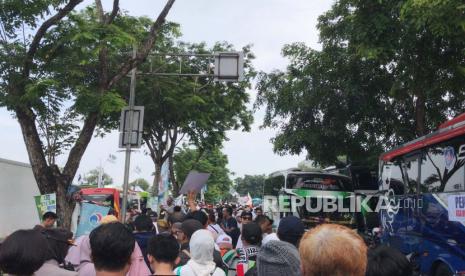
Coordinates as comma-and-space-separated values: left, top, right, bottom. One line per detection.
23, 0, 83, 78
94, 0, 105, 23
62, 112, 99, 182
106, 0, 120, 24
106, 0, 176, 89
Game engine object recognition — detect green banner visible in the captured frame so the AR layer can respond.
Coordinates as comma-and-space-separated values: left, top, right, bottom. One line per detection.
34, 193, 57, 220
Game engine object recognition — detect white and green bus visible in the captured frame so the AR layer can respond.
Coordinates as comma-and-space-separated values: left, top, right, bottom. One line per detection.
263, 168, 360, 229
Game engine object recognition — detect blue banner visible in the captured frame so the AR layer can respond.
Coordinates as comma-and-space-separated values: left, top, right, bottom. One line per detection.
75, 203, 110, 238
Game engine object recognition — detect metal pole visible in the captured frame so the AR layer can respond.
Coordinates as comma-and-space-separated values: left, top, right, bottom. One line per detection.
120, 46, 137, 223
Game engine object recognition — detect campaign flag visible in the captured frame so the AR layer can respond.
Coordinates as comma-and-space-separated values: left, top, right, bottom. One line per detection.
34, 193, 57, 220
76, 203, 110, 238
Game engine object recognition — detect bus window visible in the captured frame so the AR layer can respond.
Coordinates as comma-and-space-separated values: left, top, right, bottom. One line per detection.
421, 138, 465, 192
287, 174, 353, 191
81, 194, 114, 207
264, 175, 284, 196
402, 157, 420, 194
382, 162, 405, 195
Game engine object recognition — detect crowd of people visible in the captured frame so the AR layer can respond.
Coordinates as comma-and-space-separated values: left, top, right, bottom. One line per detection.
0, 199, 415, 276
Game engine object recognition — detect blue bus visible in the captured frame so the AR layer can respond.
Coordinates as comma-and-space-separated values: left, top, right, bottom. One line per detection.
379, 113, 465, 276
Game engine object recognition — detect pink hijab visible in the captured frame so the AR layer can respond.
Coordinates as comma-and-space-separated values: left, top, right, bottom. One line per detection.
65, 235, 150, 276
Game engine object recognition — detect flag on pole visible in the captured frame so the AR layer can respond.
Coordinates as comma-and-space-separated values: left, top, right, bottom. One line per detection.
247, 192, 253, 208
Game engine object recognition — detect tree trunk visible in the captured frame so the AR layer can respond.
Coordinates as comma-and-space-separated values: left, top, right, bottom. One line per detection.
152, 161, 162, 196
169, 155, 179, 197
56, 177, 76, 229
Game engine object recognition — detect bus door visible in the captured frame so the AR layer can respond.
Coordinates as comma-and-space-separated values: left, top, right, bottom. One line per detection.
383, 155, 422, 257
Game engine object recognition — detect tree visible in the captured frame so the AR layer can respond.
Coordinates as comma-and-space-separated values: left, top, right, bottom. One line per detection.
256, 0, 465, 167
130, 178, 150, 191
173, 145, 232, 202
83, 169, 113, 186
134, 42, 255, 196
234, 175, 266, 198
0, 0, 176, 228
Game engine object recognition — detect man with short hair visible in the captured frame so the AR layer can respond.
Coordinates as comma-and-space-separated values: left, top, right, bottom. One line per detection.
34, 211, 58, 230
221, 207, 240, 247
90, 222, 135, 276
277, 215, 305, 247
147, 234, 180, 275
133, 214, 157, 272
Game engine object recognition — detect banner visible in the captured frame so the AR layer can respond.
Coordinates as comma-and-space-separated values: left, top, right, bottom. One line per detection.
448, 194, 465, 222
158, 161, 170, 207
76, 203, 110, 238
34, 193, 57, 220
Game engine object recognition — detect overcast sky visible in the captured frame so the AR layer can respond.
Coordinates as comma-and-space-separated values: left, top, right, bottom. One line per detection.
0, 0, 334, 186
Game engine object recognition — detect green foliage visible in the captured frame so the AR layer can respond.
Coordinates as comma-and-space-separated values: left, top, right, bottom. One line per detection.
234, 175, 266, 198
173, 145, 232, 203
256, 0, 465, 167
130, 178, 150, 191
84, 168, 113, 186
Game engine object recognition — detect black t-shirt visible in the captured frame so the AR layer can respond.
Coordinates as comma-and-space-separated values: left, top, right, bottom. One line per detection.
223, 217, 240, 246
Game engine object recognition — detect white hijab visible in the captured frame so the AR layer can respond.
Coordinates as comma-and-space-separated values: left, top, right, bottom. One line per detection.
186, 229, 217, 276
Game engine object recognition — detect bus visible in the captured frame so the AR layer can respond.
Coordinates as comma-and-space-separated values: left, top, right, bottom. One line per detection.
80, 188, 121, 217
379, 113, 465, 276
263, 168, 358, 229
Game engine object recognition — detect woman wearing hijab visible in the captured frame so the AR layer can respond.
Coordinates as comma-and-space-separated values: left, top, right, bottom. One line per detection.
174, 229, 225, 276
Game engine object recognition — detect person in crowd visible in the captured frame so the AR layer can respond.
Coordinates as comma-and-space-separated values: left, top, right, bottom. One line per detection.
235, 211, 254, 249
172, 222, 184, 243
256, 240, 301, 276
174, 229, 226, 276
221, 207, 240, 247
168, 205, 186, 225
277, 215, 305, 247
185, 210, 209, 228
0, 229, 49, 275
235, 209, 244, 231
254, 207, 263, 218
223, 223, 262, 276
157, 209, 171, 233
65, 215, 150, 276
216, 207, 224, 225
207, 210, 225, 240
177, 219, 206, 266
147, 233, 180, 276
34, 228, 77, 276
254, 215, 273, 237
162, 197, 175, 214
148, 210, 159, 233
33, 211, 58, 230
216, 234, 233, 257
366, 245, 413, 276
299, 224, 367, 276
177, 219, 226, 270
133, 214, 157, 272
90, 222, 136, 276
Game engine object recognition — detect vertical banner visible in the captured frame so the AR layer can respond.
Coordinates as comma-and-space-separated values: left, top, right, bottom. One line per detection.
158, 161, 170, 208
76, 203, 110, 238
34, 193, 57, 220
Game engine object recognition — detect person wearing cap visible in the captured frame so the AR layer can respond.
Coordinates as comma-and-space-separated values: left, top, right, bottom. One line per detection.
216, 234, 233, 257
33, 211, 58, 230
235, 211, 253, 249
223, 223, 262, 276
277, 215, 305, 247
256, 240, 301, 276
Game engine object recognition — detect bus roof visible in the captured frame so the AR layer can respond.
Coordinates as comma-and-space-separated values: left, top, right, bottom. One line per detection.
380, 113, 465, 162
269, 169, 351, 180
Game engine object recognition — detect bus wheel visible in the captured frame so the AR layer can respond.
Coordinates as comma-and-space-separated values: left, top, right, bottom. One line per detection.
434, 263, 453, 276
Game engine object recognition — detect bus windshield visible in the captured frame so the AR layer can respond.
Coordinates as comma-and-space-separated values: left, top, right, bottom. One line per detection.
82, 194, 114, 207
287, 173, 353, 191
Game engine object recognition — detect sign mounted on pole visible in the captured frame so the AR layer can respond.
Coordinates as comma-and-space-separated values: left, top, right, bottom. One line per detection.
214, 52, 244, 82
118, 106, 144, 148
